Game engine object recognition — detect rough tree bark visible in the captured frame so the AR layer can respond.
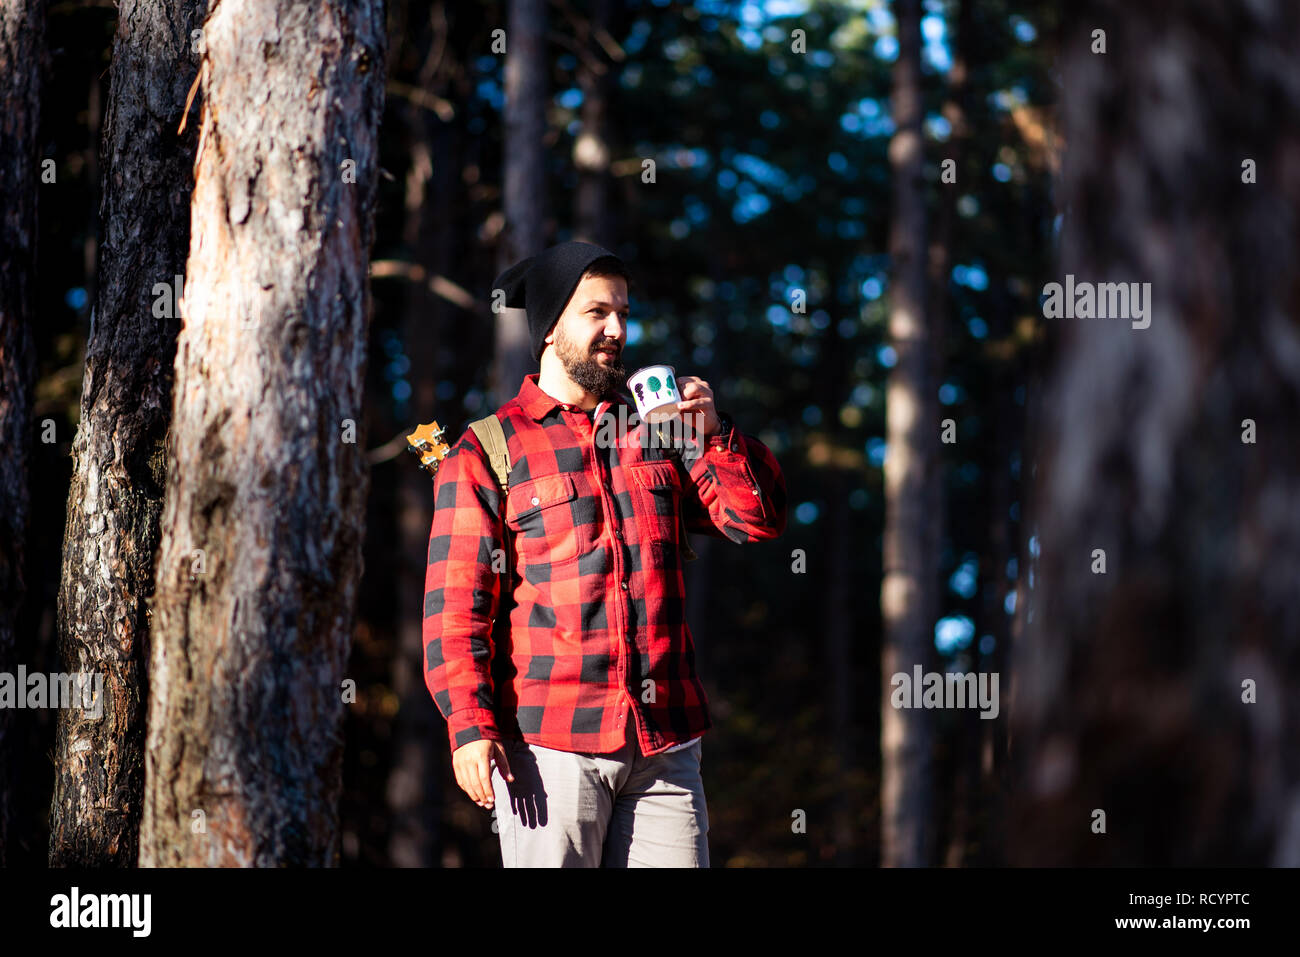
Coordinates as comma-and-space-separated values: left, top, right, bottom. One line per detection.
1011, 0, 1300, 865
139, 0, 386, 867
880, 0, 936, 868
490, 0, 546, 406
0, 0, 43, 867
49, 0, 207, 868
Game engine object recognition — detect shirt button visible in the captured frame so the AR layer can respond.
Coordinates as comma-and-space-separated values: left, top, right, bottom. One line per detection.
620, 581, 628, 590
531, 496, 539, 506
614, 529, 623, 540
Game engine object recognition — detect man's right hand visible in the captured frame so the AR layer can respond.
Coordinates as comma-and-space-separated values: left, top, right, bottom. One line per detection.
452, 738, 515, 809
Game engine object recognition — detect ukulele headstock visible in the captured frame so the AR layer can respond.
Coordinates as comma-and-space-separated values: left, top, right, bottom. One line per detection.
406, 420, 451, 476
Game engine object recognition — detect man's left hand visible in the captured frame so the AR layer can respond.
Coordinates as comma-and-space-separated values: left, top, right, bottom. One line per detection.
676, 376, 722, 439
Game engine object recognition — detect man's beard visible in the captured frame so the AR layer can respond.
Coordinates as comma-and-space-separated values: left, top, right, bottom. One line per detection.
555, 323, 626, 398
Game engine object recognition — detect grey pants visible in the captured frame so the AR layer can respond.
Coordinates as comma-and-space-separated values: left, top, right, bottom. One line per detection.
489, 719, 710, 867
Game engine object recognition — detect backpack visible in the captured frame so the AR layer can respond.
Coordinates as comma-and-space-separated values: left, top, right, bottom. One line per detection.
467, 414, 697, 562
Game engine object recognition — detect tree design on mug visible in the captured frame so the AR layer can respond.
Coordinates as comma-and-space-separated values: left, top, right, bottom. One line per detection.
666, 373, 676, 395
634, 383, 645, 404
647, 375, 661, 397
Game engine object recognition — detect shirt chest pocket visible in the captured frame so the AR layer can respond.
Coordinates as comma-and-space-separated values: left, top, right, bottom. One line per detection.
627, 459, 682, 549
505, 473, 582, 565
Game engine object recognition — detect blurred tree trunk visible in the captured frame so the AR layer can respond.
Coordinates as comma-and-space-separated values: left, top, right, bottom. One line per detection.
880, 0, 935, 868
0, 0, 44, 867
928, 20, 958, 872
928, 0, 977, 868
824, 465, 858, 862
816, 261, 859, 864
490, 0, 546, 406
1011, 0, 1300, 866
971, 277, 1019, 868
138, 0, 385, 867
49, 0, 207, 868
385, 23, 455, 865
572, 0, 616, 248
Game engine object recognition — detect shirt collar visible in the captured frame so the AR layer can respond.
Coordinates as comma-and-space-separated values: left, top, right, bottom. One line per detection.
517, 372, 634, 423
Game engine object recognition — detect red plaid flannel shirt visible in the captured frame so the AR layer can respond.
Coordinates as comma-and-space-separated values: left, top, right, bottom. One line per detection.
423, 372, 788, 756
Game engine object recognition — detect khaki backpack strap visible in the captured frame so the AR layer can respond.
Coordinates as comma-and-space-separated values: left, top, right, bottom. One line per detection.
468, 415, 514, 622
468, 414, 511, 494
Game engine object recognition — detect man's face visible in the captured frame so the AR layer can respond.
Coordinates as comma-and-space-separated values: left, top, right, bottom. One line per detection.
547, 274, 628, 397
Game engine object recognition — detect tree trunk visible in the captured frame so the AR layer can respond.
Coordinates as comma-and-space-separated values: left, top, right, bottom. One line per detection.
928, 0, 977, 868
49, 0, 207, 868
1011, 0, 1300, 866
824, 466, 859, 862
490, 0, 546, 406
812, 261, 860, 865
970, 275, 1019, 868
573, 0, 615, 248
0, 0, 44, 867
139, 0, 385, 867
880, 0, 935, 868
385, 91, 454, 869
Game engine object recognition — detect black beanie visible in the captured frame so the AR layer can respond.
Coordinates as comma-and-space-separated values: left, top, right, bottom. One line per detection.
491, 241, 627, 362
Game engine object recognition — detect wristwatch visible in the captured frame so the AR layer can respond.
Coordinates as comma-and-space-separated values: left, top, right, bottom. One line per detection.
711, 412, 735, 446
